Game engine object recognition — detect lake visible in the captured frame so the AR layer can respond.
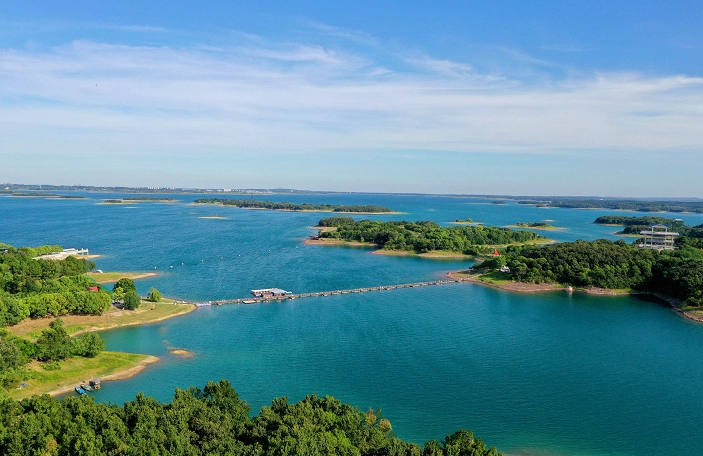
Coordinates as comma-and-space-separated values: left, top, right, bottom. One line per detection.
3, 192, 703, 456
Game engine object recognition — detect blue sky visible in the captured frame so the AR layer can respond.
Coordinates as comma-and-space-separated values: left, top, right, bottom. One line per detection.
1, 1, 702, 196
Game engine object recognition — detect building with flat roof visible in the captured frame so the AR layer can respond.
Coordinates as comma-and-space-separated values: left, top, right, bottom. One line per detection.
638, 224, 678, 251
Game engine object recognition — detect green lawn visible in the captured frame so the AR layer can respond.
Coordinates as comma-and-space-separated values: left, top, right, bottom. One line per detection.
10, 352, 153, 399
476, 271, 513, 285
10, 303, 195, 339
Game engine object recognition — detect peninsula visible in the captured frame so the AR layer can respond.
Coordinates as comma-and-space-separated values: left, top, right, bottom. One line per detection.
462, 233, 703, 322
194, 198, 397, 213
0, 242, 194, 399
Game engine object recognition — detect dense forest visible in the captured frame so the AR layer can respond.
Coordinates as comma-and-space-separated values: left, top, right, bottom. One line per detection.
478, 240, 703, 306
0, 243, 110, 326
317, 217, 545, 254
519, 199, 703, 213
195, 199, 394, 213
0, 380, 500, 456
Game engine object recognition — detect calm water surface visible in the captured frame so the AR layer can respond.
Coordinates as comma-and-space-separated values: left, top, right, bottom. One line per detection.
3, 193, 703, 456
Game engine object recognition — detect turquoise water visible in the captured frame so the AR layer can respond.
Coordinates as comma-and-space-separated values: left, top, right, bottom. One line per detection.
3, 193, 703, 455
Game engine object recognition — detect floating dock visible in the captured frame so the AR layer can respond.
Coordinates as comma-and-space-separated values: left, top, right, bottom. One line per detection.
191, 276, 475, 306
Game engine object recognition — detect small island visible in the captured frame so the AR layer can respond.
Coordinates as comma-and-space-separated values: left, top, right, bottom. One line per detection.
194, 198, 397, 214
450, 218, 482, 225
593, 215, 687, 236
506, 222, 565, 231
307, 216, 548, 258
102, 197, 177, 204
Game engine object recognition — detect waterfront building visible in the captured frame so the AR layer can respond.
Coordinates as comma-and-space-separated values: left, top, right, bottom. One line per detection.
638, 224, 678, 251
251, 288, 292, 298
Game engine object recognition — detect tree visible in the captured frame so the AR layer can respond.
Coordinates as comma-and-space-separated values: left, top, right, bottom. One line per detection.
35, 318, 72, 361
147, 288, 162, 302
113, 286, 125, 302
0, 339, 23, 370
123, 290, 140, 310
113, 278, 136, 294
71, 332, 105, 358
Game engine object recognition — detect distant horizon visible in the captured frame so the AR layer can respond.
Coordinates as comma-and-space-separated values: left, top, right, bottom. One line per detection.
3, 182, 703, 201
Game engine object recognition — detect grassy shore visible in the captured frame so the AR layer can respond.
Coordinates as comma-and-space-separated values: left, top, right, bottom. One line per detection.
87, 271, 158, 284
10, 352, 158, 400
9, 302, 196, 339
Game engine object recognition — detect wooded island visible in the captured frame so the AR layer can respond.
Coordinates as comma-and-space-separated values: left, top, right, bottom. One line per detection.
314, 217, 547, 255
194, 198, 396, 213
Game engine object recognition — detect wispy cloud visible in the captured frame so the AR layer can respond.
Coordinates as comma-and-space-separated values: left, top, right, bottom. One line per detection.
403, 55, 474, 77
301, 20, 378, 46
0, 35, 702, 161
102, 24, 169, 33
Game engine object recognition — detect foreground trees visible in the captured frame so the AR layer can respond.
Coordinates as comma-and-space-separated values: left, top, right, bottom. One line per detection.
0, 380, 501, 456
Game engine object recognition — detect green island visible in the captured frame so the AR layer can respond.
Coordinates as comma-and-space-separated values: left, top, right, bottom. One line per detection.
0, 243, 193, 399
465, 231, 703, 320
0, 380, 500, 456
507, 222, 565, 231
450, 218, 482, 225
519, 198, 703, 213
194, 198, 396, 213
309, 217, 548, 257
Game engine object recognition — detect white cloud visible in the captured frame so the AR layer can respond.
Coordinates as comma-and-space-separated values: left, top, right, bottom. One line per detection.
0, 36, 702, 160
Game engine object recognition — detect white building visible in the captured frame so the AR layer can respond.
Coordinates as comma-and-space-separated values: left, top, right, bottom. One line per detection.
638, 224, 678, 251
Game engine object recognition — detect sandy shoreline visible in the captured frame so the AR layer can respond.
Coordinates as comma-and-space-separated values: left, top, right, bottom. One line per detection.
69, 303, 197, 337
304, 239, 473, 259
